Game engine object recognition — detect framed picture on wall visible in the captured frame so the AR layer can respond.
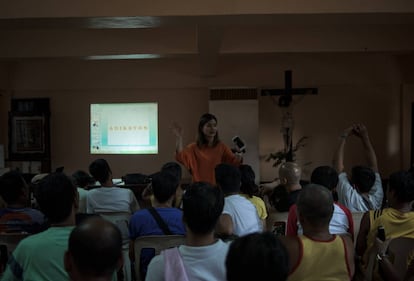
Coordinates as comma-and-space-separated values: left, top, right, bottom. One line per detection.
10, 115, 45, 154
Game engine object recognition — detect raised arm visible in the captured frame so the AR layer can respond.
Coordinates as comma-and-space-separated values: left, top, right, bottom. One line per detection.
171, 122, 183, 153
355, 211, 370, 257
333, 126, 354, 173
354, 124, 378, 173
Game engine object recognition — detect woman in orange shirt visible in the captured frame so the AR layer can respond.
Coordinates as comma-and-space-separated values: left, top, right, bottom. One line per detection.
172, 113, 242, 185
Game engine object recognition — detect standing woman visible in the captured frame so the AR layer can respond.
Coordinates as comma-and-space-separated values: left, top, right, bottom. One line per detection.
172, 113, 242, 185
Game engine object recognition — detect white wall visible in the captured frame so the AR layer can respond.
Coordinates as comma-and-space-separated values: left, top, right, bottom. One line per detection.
210, 98, 260, 183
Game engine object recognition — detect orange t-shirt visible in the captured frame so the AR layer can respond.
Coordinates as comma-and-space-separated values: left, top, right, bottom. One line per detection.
175, 142, 241, 185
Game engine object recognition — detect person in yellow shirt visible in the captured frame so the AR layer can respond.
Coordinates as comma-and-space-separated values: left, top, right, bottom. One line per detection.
239, 164, 268, 230
355, 170, 414, 281
280, 184, 355, 281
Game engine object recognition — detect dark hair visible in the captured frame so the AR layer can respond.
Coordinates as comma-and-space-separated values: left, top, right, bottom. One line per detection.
226, 232, 289, 281
0, 170, 27, 203
182, 182, 224, 234
297, 184, 334, 227
239, 164, 259, 197
196, 113, 219, 147
151, 171, 179, 203
351, 166, 375, 193
388, 170, 414, 203
35, 172, 77, 223
89, 159, 112, 184
311, 166, 339, 191
72, 170, 95, 188
68, 217, 122, 277
269, 184, 290, 212
215, 163, 241, 194
161, 162, 182, 185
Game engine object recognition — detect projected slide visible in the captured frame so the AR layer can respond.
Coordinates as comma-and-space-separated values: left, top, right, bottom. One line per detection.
90, 103, 158, 154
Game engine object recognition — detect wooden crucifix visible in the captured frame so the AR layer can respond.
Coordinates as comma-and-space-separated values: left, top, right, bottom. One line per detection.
261, 70, 318, 162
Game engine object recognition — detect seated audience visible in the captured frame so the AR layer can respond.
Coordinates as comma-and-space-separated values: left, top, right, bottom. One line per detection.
215, 163, 262, 237
2, 172, 78, 280
355, 170, 414, 280
239, 164, 268, 230
87, 159, 139, 281
128, 171, 185, 262
0, 170, 46, 234
287, 166, 354, 239
280, 184, 355, 280
145, 182, 229, 281
266, 162, 303, 212
64, 217, 122, 281
72, 170, 94, 214
333, 123, 383, 211
226, 232, 289, 281
87, 158, 140, 214
141, 162, 184, 208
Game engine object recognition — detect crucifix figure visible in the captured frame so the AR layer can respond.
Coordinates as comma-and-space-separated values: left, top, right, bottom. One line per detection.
261, 70, 318, 162
281, 109, 294, 160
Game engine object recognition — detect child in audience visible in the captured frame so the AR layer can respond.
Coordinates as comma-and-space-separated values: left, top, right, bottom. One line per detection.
87, 158, 140, 214
141, 162, 184, 208
215, 163, 262, 237
286, 165, 354, 239
2, 172, 78, 280
145, 182, 229, 281
333, 123, 383, 211
355, 170, 414, 280
0, 170, 46, 234
239, 164, 268, 230
71, 170, 94, 213
128, 170, 185, 279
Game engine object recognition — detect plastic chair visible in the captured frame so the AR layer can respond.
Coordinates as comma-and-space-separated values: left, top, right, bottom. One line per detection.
352, 211, 365, 241
266, 210, 288, 236
360, 237, 414, 281
386, 237, 414, 281
97, 212, 132, 281
134, 235, 186, 281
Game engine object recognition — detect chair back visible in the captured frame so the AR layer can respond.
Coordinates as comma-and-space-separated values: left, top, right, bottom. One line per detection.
387, 237, 414, 280
360, 236, 414, 281
134, 235, 186, 281
96, 212, 132, 281
97, 212, 131, 248
266, 210, 288, 236
352, 212, 365, 240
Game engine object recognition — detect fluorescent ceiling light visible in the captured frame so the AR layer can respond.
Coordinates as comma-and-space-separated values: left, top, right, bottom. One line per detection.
85, 54, 161, 60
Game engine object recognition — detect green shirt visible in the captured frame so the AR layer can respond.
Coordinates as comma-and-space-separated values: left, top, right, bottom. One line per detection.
1, 226, 74, 281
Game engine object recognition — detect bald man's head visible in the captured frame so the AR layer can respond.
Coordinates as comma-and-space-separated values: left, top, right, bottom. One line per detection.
279, 162, 301, 185
297, 184, 334, 228
65, 217, 123, 280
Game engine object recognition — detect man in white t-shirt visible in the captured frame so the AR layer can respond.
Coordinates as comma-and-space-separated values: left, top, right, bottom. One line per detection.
333, 124, 384, 212
87, 159, 140, 214
146, 182, 229, 281
215, 163, 262, 237
286, 166, 354, 239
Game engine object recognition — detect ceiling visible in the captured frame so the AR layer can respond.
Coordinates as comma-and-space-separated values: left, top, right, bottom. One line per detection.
0, 3, 414, 77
